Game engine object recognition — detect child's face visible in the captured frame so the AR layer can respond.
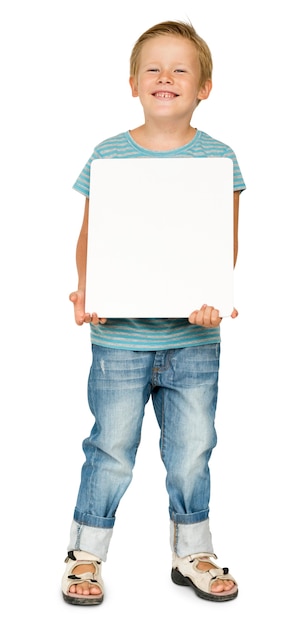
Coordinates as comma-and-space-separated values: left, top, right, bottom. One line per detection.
130, 35, 211, 122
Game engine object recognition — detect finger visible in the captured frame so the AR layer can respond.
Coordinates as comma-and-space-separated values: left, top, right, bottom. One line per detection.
91, 313, 99, 325
188, 305, 206, 325
75, 314, 84, 326
201, 305, 213, 326
199, 306, 221, 327
84, 313, 92, 323
188, 311, 200, 325
210, 308, 221, 325
188, 311, 196, 324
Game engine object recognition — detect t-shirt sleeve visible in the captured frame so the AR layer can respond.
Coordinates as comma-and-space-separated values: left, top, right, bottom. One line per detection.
224, 147, 246, 192
72, 148, 100, 197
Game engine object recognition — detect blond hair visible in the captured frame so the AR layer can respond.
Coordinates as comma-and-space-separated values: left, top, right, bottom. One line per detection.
129, 20, 213, 88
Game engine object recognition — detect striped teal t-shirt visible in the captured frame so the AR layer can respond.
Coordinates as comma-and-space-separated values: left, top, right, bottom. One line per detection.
73, 130, 246, 351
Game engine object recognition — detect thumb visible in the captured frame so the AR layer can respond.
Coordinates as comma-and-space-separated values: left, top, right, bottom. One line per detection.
69, 291, 78, 304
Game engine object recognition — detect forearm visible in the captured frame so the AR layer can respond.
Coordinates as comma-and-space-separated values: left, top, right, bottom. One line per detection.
76, 232, 87, 290
76, 197, 89, 291
233, 238, 238, 268
233, 191, 240, 268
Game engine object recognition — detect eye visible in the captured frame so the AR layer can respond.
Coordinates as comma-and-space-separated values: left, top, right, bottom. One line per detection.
174, 69, 186, 73
147, 68, 159, 73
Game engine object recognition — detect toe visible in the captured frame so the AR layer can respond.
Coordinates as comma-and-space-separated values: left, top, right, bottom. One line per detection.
211, 579, 235, 593
89, 585, 102, 596
74, 582, 87, 595
68, 581, 102, 596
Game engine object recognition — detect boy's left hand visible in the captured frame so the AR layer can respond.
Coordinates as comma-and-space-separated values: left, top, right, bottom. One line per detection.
188, 305, 238, 327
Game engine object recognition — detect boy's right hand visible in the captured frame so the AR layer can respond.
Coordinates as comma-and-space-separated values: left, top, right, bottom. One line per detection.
69, 290, 107, 326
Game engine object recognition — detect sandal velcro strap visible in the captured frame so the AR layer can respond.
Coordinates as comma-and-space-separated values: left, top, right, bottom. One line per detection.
65, 549, 101, 563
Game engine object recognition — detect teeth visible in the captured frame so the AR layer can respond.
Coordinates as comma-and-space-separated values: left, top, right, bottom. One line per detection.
155, 92, 175, 98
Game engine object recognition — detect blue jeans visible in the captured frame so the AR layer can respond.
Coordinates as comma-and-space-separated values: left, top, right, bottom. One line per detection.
69, 343, 220, 560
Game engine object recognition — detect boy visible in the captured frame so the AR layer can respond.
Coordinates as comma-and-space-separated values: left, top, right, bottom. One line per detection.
62, 20, 245, 605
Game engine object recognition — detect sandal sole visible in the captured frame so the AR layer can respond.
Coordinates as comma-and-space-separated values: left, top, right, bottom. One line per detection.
171, 567, 238, 602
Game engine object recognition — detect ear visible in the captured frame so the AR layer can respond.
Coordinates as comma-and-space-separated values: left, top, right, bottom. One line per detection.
129, 76, 139, 97
197, 79, 212, 102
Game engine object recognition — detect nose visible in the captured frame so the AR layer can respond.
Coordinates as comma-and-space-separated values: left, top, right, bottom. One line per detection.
157, 70, 173, 84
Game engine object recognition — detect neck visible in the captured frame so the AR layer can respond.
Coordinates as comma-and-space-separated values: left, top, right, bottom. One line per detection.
130, 122, 196, 151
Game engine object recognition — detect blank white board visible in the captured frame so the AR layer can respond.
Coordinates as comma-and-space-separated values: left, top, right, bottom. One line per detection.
86, 158, 234, 318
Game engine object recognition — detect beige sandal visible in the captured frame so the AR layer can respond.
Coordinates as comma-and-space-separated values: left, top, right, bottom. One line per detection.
62, 551, 104, 606
171, 552, 238, 602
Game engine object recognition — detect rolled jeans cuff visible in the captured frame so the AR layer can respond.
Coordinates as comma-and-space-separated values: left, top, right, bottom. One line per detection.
68, 520, 113, 562
170, 518, 214, 557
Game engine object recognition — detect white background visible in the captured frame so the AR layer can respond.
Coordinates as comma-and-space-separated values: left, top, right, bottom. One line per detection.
1, 1, 295, 623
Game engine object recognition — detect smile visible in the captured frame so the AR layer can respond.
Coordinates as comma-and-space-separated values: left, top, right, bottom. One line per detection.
152, 91, 178, 99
